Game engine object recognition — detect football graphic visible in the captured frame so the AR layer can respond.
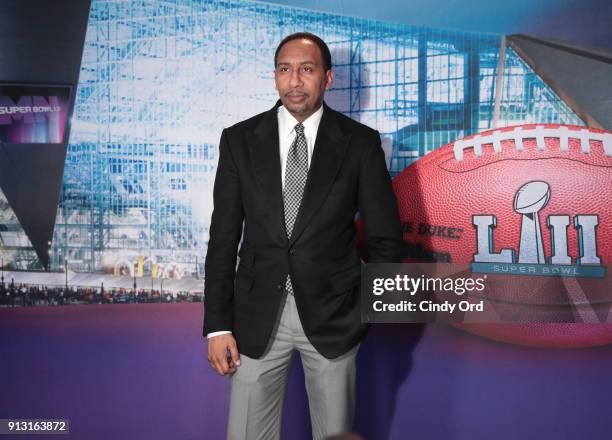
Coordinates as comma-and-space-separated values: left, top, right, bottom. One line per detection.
359, 124, 612, 348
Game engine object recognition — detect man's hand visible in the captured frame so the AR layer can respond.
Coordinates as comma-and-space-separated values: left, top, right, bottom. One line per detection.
207, 333, 241, 376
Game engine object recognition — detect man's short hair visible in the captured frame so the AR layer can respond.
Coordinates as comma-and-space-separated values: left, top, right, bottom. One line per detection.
274, 32, 332, 71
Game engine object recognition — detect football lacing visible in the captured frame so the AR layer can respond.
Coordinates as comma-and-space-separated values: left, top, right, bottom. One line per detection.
453, 126, 612, 161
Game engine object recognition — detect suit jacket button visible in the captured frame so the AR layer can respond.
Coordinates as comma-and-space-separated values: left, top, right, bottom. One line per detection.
289, 248, 296, 255
277, 283, 284, 291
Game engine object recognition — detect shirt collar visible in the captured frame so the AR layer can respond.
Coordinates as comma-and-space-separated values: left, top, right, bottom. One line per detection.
277, 103, 324, 140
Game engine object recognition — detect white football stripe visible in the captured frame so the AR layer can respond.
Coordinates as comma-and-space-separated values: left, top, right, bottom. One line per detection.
453, 126, 612, 161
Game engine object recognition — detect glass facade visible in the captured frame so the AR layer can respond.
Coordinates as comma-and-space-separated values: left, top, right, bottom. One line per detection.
51, 0, 583, 274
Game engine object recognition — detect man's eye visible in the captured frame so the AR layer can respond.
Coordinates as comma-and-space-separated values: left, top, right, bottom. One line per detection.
303, 67, 313, 72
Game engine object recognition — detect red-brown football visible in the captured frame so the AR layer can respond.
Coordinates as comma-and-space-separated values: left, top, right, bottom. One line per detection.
359, 124, 612, 348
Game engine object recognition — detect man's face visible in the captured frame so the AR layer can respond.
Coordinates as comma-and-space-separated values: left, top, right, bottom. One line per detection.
275, 38, 333, 122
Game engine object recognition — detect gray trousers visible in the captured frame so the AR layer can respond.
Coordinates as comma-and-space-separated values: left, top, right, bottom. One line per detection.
227, 292, 360, 440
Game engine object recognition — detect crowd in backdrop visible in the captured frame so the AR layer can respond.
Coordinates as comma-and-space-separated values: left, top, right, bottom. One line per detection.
0, 282, 203, 307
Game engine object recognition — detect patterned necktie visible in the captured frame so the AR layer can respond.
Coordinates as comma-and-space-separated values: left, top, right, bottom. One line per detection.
283, 123, 308, 295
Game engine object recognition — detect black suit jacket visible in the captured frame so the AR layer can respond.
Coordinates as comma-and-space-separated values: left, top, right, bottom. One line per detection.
203, 101, 403, 359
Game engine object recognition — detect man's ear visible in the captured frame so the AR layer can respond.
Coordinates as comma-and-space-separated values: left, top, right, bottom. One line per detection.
274, 70, 279, 92
325, 69, 334, 89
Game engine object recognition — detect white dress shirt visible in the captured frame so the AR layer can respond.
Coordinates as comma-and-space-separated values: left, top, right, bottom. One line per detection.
207, 104, 324, 339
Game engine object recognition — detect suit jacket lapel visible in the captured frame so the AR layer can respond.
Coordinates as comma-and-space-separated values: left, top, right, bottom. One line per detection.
248, 101, 351, 248
288, 103, 351, 247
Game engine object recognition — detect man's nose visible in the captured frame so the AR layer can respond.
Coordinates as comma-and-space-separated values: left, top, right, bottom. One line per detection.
289, 69, 303, 87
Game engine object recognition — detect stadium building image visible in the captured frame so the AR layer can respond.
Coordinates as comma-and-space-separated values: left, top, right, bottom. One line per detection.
1, 0, 588, 279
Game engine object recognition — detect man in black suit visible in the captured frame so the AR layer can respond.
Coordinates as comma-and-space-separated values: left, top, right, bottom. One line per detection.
204, 32, 403, 439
